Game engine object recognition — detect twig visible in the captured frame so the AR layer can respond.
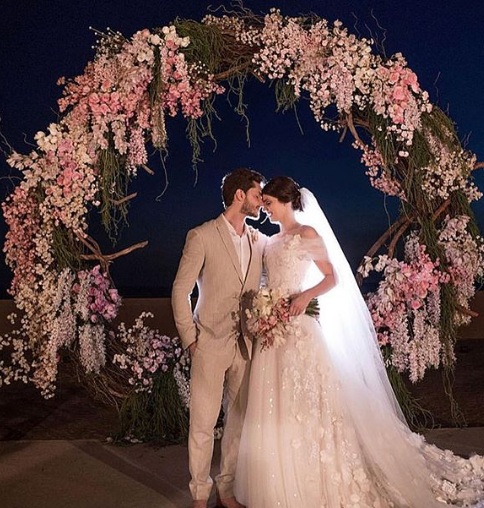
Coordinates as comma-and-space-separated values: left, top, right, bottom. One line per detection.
345, 112, 365, 147
432, 198, 451, 220
356, 214, 414, 285
112, 192, 137, 206
77, 232, 148, 274
456, 305, 479, 318
338, 125, 348, 143
141, 164, 155, 175
388, 220, 412, 258
80, 240, 149, 263
214, 61, 254, 81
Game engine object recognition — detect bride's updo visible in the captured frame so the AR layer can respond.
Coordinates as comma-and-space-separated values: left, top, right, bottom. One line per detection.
263, 176, 303, 211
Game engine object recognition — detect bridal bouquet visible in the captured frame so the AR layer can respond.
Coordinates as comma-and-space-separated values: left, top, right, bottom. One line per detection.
246, 288, 320, 351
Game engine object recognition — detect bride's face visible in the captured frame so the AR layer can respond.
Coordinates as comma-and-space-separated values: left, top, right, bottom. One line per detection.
262, 194, 286, 223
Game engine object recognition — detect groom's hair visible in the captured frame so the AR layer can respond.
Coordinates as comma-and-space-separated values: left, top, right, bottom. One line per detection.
221, 168, 265, 208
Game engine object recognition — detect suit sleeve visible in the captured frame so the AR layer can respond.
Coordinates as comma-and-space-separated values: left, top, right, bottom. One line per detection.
171, 229, 205, 349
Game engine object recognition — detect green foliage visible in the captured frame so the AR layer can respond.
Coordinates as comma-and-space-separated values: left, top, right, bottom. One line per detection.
115, 371, 189, 443
52, 227, 83, 271
97, 138, 130, 242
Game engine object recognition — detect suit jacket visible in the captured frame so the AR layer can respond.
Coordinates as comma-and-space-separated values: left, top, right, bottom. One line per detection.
172, 214, 266, 358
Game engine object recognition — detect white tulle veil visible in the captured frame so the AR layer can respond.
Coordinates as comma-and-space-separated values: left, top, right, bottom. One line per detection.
296, 188, 406, 423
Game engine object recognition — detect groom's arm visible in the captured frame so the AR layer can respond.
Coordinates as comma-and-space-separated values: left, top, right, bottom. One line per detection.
171, 229, 205, 350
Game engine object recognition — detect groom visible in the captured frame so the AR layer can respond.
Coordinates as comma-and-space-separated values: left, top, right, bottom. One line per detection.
172, 168, 266, 508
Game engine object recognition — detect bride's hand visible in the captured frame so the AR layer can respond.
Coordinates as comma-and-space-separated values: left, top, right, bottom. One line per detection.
289, 292, 311, 316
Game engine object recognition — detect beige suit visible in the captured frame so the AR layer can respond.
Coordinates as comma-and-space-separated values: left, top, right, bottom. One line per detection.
172, 214, 265, 501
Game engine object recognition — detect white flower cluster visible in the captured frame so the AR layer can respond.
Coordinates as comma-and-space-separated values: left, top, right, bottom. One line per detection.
113, 312, 189, 398
0, 266, 119, 396
203, 14, 261, 47
421, 132, 481, 202
438, 215, 484, 326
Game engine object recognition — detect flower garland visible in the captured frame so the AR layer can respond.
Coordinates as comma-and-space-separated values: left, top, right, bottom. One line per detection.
1, 9, 483, 423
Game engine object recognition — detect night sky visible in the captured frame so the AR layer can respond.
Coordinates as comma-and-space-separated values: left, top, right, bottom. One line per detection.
1, 0, 483, 297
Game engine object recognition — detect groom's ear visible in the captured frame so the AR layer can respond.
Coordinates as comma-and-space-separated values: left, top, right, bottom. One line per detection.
234, 188, 245, 202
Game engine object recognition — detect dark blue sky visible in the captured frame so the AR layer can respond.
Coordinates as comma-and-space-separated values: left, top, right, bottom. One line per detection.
1, 0, 483, 297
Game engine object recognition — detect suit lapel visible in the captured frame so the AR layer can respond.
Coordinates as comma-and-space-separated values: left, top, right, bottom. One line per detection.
243, 228, 255, 289
215, 215, 244, 284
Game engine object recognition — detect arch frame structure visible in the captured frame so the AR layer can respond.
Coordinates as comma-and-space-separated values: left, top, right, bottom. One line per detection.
1, 9, 483, 422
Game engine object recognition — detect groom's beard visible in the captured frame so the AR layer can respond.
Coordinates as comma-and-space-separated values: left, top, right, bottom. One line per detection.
241, 199, 260, 219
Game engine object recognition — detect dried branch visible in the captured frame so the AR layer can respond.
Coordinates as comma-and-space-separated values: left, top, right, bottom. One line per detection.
456, 305, 479, 318
77, 232, 148, 274
214, 61, 254, 81
432, 198, 451, 220
80, 240, 149, 263
356, 214, 414, 285
338, 124, 348, 143
388, 220, 412, 258
473, 162, 484, 171
112, 192, 137, 206
344, 111, 365, 147
141, 164, 155, 175
366, 215, 414, 261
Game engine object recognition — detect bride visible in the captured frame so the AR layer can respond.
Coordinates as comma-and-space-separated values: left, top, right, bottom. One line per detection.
235, 176, 484, 508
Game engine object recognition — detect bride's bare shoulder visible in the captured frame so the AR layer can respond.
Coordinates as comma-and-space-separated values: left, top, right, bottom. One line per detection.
298, 225, 319, 239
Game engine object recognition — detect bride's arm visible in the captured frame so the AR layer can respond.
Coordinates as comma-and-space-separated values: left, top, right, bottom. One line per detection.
289, 226, 336, 316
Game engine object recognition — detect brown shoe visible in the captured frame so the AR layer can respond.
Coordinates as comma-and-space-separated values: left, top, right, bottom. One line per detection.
215, 494, 246, 508
192, 500, 208, 508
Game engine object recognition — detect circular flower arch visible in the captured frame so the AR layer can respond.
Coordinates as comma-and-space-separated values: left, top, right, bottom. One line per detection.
1, 8, 483, 426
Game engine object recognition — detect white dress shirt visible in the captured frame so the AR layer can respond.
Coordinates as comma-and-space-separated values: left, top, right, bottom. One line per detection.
222, 214, 251, 280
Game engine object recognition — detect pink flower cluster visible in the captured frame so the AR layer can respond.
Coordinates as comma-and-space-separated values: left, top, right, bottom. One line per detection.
2, 187, 42, 297
362, 236, 449, 381
73, 265, 120, 323
58, 31, 154, 172
354, 139, 404, 197
113, 312, 189, 393
157, 26, 224, 120
245, 12, 375, 129
371, 57, 431, 145
245, 287, 319, 352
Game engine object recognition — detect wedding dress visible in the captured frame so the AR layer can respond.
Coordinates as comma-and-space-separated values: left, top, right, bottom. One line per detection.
235, 190, 484, 508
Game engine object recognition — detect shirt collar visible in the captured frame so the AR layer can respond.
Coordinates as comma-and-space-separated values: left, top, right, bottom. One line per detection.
222, 213, 247, 238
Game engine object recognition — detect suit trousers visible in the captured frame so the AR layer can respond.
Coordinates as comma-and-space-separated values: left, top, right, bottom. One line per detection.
188, 339, 250, 500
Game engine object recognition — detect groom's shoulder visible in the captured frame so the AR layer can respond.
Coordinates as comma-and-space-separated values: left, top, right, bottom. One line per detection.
188, 216, 220, 235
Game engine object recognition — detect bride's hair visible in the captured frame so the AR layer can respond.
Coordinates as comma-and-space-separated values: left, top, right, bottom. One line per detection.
263, 176, 303, 211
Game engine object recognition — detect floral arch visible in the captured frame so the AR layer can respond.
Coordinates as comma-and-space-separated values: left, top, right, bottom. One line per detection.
1, 8, 483, 434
